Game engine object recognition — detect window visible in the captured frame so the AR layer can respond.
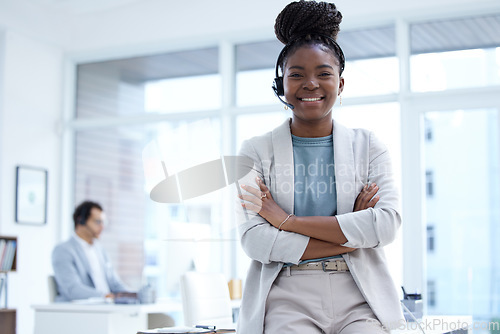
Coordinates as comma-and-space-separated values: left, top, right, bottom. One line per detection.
73, 32, 402, 304
75, 126, 147, 288
69, 12, 500, 330
75, 119, 235, 300
141, 119, 229, 299
423, 108, 500, 326
145, 74, 221, 113
235, 40, 282, 107
339, 25, 399, 97
411, 48, 500, 92
236, 112, 287, 149
74, 48, 224, 305
76, 47, 220, 118
342, 57, 399, 97
410, 14, 500, 92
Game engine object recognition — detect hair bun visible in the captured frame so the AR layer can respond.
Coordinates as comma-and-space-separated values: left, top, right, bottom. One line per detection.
275, 1, 343, 45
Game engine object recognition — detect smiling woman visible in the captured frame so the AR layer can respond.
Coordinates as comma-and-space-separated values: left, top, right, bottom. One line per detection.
283, 45, 344, 136
235, 1, 403, 334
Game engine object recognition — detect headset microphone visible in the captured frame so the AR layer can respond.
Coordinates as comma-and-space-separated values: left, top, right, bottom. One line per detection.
272, 84, 295, 110
278, 95, 294, 110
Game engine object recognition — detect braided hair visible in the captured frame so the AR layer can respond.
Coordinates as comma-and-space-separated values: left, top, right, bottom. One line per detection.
274, 1, 344, 75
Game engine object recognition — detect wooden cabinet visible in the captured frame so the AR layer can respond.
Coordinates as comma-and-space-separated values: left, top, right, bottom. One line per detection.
0, 309, 16, 334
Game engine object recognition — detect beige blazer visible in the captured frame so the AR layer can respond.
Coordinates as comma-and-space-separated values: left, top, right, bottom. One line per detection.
236, 118, 404, 334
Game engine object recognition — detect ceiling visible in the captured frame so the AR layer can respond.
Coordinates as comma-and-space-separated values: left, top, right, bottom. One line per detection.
77, 12, 500, 83
3, 0, 499, 56
7, 0, 498, 83
24, 0, 145, 14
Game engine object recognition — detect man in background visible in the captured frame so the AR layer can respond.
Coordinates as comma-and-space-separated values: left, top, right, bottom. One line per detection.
52, 200, 128, 301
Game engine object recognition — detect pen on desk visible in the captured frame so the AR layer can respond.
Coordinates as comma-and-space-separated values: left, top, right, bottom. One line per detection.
195, 325, 216, 330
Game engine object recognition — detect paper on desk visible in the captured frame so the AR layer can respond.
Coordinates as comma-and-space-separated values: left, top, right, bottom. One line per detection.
137, 326, 214, 333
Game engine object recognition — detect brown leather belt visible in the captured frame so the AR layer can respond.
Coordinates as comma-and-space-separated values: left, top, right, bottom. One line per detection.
287, 259, 349, 272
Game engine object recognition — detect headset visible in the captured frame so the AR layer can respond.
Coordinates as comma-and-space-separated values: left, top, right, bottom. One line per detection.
77, 204, 92, 226
271, 34, 346, 110
76, 202, 99, 238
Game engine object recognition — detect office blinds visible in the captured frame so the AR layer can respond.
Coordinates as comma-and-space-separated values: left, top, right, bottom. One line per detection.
235, 25, 396, 73
337, 25, 396, 60
411, 14, 500, 54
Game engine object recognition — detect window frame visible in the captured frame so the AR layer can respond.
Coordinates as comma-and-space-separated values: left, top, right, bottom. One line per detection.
60, 11, 500, 308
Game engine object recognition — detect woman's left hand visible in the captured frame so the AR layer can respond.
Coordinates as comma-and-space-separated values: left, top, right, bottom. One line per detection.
239, 178, 290, 228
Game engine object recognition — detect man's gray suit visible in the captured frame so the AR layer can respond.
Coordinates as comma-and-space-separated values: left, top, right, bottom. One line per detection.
52, 236, 127, 301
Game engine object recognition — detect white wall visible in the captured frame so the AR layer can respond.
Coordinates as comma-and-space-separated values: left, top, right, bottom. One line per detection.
0, 0, 69, 48
0, 30, 5, 221
0, 30, 63, 334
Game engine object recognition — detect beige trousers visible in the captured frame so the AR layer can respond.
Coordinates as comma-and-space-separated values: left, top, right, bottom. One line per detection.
264, 268, 389, 334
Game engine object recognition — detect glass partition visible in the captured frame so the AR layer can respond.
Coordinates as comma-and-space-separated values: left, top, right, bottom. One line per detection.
75, 118, 236, 300
423, 108, 500, 333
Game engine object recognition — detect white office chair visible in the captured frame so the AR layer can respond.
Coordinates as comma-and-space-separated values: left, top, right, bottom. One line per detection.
48, 275, 59, 302
180, 271, 235, 328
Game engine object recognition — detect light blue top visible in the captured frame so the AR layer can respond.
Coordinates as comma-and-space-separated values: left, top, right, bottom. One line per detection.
290, 134, 341, 265
292, 134, 337, 217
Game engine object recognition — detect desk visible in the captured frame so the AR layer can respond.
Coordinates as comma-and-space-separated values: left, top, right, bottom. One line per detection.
32, 302, 182, 334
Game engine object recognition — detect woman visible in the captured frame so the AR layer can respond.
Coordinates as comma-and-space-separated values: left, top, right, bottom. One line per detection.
236, 1, 404, 333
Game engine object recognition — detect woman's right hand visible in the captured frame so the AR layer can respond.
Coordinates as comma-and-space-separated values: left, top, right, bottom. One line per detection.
353, 183, 380, 212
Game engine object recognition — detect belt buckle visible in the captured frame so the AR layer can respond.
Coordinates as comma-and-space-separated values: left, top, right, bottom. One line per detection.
321, 261, 333, 272
321, 260, 346, 272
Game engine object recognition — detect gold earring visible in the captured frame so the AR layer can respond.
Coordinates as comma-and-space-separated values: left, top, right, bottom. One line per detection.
284, 105, 289, 110
339, 95, 342, 106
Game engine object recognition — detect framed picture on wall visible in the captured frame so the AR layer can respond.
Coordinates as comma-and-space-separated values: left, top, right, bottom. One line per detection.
15, 165, 48, 225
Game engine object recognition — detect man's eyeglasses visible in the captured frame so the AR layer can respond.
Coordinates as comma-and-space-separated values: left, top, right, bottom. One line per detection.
92, 219, 105, 225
